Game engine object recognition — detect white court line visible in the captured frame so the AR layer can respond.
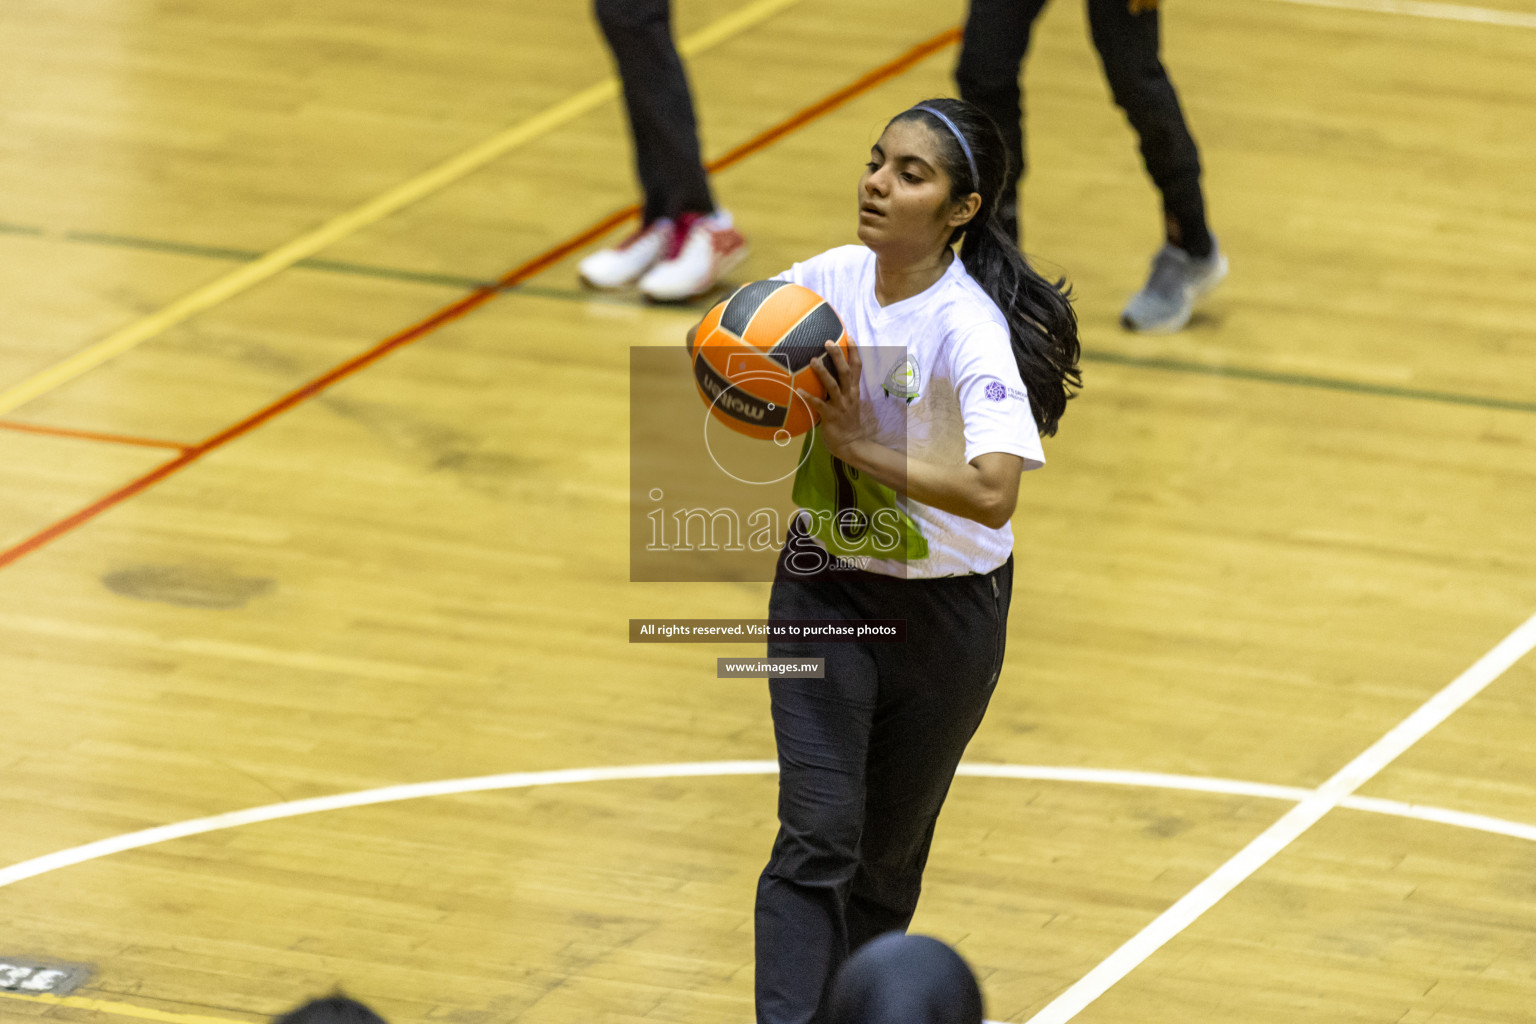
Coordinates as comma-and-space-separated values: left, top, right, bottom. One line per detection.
1260, 0, 1536, 29
1023, 608, 1536, 1024
953, 764, 1312, 803
1344, 795, 1536, 844
7, 750, 1536, 893
0, 761, 777, 889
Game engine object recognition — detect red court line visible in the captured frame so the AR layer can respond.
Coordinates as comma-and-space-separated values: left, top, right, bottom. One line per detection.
0, 419, 193, 452
0, 28, 960, 573
0, 451, 199, 569
708, 27, 961, 170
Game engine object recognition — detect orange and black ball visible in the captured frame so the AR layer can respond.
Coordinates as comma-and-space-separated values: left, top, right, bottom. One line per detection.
690, 281, 850, 440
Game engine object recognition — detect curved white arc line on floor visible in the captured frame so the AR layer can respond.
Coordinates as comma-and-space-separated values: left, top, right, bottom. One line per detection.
954, 764, 1314, 802
0, 761, 777, 889
6, 760, 1536, 893
1340, 795, 1536, 844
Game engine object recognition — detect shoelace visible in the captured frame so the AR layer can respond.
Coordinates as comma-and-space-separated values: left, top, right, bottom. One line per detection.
663, 213, 706, 262
619, 218, 671, 251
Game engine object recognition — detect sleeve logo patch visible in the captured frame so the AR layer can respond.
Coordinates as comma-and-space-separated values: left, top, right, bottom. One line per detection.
982, 378, 1029, 403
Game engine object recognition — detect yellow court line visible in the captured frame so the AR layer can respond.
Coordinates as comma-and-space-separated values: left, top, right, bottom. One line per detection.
0, 990, 253, 1024
0, 0, 804, 418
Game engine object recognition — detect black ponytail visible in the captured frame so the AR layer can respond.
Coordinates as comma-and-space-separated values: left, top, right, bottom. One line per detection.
892, 99, 1082, 436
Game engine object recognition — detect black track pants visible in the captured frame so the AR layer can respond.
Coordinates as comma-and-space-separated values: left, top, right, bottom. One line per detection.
592, 0, 715, 224
754, 555, 1013, 1024
955, 0, 1212, 256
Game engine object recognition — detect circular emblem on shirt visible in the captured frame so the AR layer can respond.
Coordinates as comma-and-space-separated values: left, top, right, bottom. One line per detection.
984, 380, 1007, 402
882, 357, 922, 404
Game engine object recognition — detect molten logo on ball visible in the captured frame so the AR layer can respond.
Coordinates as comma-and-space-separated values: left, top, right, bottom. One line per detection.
691, 280, 850, 440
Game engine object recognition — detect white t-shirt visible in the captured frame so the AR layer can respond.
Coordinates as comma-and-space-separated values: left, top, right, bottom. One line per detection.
776, 244, 1045, 579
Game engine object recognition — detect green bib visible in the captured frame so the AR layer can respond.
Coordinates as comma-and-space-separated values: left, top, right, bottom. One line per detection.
790, 434, 928, 562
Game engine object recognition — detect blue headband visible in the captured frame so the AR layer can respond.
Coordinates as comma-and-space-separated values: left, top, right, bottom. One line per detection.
913, 105, 978, 192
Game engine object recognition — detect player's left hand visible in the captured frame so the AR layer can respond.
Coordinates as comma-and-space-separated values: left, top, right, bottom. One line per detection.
801, 336, 863, 460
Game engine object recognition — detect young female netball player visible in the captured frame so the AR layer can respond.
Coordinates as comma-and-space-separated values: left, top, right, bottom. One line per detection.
747, 98, 1081, 1024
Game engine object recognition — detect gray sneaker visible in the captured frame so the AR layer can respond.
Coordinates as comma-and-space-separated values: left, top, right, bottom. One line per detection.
1120, 243, 1228, 333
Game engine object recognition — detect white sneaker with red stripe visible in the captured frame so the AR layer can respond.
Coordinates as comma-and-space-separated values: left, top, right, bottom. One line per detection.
577, 218, 673, 290
638, 210, 748, 302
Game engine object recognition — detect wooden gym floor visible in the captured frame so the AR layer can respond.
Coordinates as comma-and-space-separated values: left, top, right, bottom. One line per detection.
2, 0, 1535, 1022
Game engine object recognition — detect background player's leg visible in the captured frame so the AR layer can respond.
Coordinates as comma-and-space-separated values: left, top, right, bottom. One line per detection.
582, 0, 742, 295
955, 0, 1052, 242
592, 0, 714, 223
1086, 0, 1209, 256
757, 578, 879, 1024
1087, 0, 1226, 331
844, 562, 1011, 950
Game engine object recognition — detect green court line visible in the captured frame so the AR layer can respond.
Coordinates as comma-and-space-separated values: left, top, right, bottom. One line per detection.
1086, 350, 1536, 416
53, 228, 687, 303
0, 221, 44, 236
296, 257, 490, 290
55, 227, 699, 305
30, 226, 1536, 417
509, 282, 723, 309
65, 231, 493, 289
66, 231, 265, 263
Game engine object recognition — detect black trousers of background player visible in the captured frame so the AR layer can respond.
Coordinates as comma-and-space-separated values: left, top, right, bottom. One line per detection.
754, 553, 1012, 1024
593, 0, 716, 226
956, 0, 1213, 257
